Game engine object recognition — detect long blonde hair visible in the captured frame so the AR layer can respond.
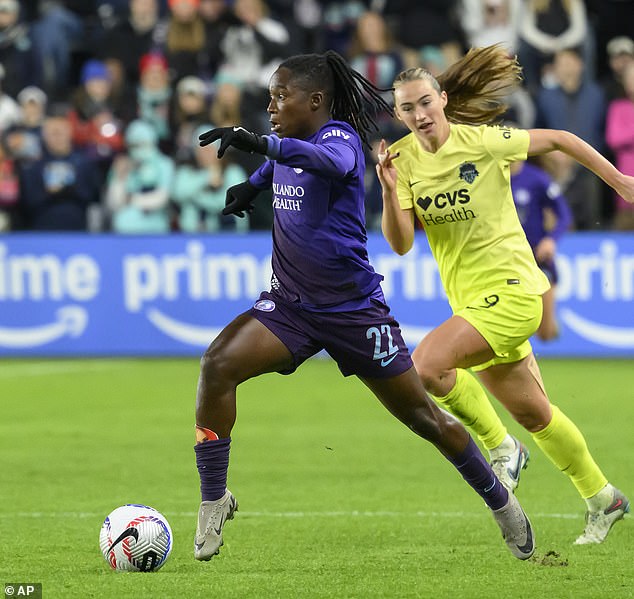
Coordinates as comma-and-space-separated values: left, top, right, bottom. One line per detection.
393, 44, 522, 125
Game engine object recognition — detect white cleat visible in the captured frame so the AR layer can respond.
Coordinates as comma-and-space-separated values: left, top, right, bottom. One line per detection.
194, 489, 238, 561
490, 436, 530, 492
491, 492, 535, 560
575, 485, 630, 545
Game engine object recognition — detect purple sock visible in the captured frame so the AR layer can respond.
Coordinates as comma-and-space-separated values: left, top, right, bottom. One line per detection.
194, 437, 231, 501
448, 437, 508, 510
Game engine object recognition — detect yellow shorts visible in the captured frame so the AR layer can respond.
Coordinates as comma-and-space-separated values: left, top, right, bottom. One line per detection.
455, 287, 543, 372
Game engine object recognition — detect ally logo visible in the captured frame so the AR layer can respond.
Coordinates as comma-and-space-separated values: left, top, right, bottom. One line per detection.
0, 305, 88, 348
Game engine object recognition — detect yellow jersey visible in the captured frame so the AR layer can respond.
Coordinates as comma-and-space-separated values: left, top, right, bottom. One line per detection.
390, 123, 550, 311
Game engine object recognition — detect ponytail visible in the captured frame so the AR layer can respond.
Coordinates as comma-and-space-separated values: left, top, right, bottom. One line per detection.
280, 51, 392, 147
393, 44, 523, 125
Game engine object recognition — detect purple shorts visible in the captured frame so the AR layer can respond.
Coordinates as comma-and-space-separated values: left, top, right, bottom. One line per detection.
248, 291, 413, 379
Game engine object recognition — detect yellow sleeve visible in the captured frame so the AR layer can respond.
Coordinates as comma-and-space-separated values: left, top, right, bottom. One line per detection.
482, 125, 529, 164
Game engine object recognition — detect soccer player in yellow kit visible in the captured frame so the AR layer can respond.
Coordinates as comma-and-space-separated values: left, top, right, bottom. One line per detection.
376, 45, 634, 545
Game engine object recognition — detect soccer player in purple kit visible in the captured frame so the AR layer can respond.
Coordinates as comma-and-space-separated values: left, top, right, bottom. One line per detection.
192, 51, 535, 562
510, 157, 572, 340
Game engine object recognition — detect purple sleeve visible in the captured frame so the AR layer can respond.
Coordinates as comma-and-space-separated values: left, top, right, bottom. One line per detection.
263, 135, 357, 178
248, 160, 274, 189
543, 180, 572, 240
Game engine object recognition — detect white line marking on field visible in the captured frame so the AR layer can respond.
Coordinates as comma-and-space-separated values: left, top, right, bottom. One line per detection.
0, 510, 581, 520
0, 361, 134, 379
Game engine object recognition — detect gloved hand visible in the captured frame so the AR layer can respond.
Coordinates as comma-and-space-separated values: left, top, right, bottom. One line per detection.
199, 126, 268, 158
222, 180, 260, 218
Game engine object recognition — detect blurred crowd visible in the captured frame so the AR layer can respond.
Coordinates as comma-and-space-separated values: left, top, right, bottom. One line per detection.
0, 0, 633, 233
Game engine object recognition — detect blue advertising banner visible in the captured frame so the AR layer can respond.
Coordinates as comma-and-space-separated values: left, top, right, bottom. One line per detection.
0, 232, 632, 357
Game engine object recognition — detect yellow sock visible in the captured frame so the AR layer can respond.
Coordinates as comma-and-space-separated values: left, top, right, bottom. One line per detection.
432, 368, 507, 450
531, 405, 607, 498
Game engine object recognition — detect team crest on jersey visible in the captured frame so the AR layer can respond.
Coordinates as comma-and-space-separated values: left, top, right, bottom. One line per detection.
254, 299, 276, 312
458, 162, 479, 184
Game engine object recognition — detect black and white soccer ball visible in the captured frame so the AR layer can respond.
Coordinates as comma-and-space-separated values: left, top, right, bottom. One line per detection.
99, 504, 172, 572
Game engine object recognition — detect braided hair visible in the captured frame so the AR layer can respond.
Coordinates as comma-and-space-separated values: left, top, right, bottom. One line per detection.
278, 50, 392, 147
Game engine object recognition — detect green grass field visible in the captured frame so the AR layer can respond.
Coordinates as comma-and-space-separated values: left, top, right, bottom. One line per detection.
1, 357, 632, 599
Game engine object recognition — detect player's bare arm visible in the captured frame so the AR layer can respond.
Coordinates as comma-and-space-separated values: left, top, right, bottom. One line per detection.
527, 128, 634, 204
376, 139, 415, 256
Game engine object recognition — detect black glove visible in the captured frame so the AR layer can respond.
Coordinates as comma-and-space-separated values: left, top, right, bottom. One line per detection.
222, 180, 260, 218
199, 126, 268, 158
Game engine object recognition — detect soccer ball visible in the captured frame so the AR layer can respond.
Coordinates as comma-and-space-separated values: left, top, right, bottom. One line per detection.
99, 504, 173, 572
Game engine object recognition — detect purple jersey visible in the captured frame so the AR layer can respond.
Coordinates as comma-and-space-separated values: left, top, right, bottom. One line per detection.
249, 120, 383, 310
510, 162, 572, 249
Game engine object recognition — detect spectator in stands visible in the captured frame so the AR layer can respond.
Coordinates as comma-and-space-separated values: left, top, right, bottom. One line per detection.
198, 0, 234, 81
418, 45, 448, 77
104, 118, 174, 233
318, 0, 365, 55
535, 47, 606, 229
172, 125, 248, 232
502, 84, 537, 129
348, 10, 405, 139
517, 0, 591, 93
348, 11, 404, 92
99, 0, 168, 111
0, 134, 20, 230
606, 62, 634, 230
208, 81, 242, 129
266, 0, 321, 54
170, 75, 209, 164
136, 52, 173, 145
0, 65, 22, 134
347, 11, 407, 227
215, 0, 291, 132
207, 80, 271, 228
163, 0, 216, 80
208, 79, 263, 169
383, 0, 464, 70
3, 86, 47, 163
29, 2, 86, 98
19, 104, 100, 230
460, 0, 521, 53
35, 2, 116, 92
586, 0, 634, 82
68, 59, 125, 179
0, 0, 40, 98
603, 36, 634, 102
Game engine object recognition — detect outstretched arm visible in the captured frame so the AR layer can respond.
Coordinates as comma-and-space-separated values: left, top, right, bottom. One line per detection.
199, 125, 357, 178
527, 129, 634, 204
375, 139, 416, 255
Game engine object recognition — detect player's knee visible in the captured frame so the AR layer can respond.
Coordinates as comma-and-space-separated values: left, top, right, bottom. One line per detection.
412, 346, 449, 395
199, 346, 239, 386
415, 362, 448, 396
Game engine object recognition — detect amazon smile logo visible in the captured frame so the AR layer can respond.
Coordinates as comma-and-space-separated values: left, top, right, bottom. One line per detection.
0, 306, 88, 348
